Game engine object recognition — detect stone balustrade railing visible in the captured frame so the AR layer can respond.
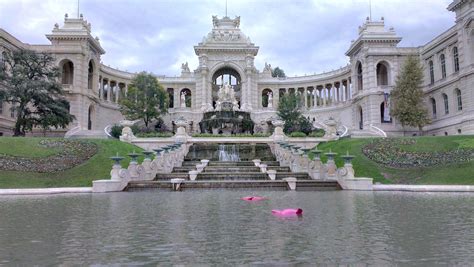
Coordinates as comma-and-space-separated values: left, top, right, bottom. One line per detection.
272, 141, 356, 181
92, 142, 190, 192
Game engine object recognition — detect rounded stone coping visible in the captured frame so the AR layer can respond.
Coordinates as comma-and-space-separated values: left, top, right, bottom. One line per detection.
0, 187, 92, 195
373, 184, 474, 192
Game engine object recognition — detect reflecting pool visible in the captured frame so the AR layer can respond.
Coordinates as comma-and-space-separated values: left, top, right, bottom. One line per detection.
1, 191, 474, 265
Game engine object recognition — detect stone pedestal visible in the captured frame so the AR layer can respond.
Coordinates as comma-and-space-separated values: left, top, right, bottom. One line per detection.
283, 177, 297, 190
267, 170, 277, 180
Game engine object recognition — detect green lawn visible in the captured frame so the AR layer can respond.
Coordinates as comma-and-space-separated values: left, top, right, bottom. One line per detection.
314, 136, 474, 185
0, 137, 62, 158
0, 138, 143, 188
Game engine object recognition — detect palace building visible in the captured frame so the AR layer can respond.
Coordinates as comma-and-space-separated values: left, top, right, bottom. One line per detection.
0, 0, 473, 137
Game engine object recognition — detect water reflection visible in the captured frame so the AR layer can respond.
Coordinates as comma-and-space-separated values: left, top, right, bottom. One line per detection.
0, 191, 474, 265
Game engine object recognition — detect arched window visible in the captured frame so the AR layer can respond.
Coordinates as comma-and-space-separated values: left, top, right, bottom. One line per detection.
88, 60, 94, 89
0, 51, 6, 72
167, 88, 174, 108
88, 105, 94, 130
453, 47, 460, 72
442, 93, 449, 114
455, 88, 462, 111
262, 88, 273, 108
60, 60, 74, 85
180, 88, 192, 108
430, 98, 437, 119
376, 62, 389, 86
440, 54, 446, 79
356, 62, 363, 91
358, 106, 363, 130
380, 96, 392, 123
429, 60, 434, 85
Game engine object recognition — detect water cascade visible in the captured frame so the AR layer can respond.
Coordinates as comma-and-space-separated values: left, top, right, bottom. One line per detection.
218, 144, 240, 161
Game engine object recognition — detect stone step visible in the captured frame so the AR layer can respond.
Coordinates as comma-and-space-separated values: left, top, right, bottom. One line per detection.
126, 180, 340, 191
172, 166, 292, 173
276, 172, 311, 180
197, 172, 269, 180
181, 161, 281, 167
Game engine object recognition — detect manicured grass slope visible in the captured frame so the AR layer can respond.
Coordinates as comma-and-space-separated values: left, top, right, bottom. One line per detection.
0, 138, 143, 188
0, 137, 62, 158
315, 136, 474, 185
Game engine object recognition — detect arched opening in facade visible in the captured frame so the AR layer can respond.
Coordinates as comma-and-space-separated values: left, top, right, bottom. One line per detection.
357, 106, 363, 130
60, 60, 74, 85
212, 67, 241, 108
0, 51, 6, 72
430, 98, 437, 119
376, 61, 389, 86
356, 61, 363, 91
455, 88, 462, 111
167, 88, 174, 108
380, 101, 392, 123
180, 88, 192, 108
87, 105, 94, 130
262, 88, 273, 108
88, 60, 94, 90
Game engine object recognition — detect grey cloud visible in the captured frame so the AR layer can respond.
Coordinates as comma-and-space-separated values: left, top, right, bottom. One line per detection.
0, 0, 453, 76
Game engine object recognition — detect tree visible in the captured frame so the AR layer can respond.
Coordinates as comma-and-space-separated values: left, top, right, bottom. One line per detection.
272, 67, 286, 78
277, 93, 312, 134
390, 56, 431, 133
119, 72, 168, 128
0, 49, 74, 136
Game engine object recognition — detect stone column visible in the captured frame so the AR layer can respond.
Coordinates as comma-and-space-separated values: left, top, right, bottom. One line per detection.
200, 70, 208, 110
107, 80, 111, 102
322, 88, 327, 107
98, 77, 102, 99
303, 87, 308, 109
115, 84, 119, 103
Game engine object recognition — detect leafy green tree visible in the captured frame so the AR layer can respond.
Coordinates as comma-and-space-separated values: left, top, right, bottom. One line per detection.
272, 67, 286, 78
0, 49, 74, 136
390, 56, 431, 133
277, 93, 312, 134
119, 72, 168, 128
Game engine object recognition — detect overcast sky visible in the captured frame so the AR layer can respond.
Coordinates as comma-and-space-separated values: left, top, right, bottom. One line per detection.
0, 0, 454, 76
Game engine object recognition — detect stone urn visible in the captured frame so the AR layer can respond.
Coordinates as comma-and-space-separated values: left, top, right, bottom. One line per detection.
324, 117, 338, 139
271, 119, 286, 141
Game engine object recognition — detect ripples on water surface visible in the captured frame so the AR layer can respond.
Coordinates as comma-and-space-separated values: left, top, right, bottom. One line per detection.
1, 191, 474, 265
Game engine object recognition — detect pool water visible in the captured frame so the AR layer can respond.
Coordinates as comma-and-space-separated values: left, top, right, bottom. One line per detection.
1, 190, 474, 265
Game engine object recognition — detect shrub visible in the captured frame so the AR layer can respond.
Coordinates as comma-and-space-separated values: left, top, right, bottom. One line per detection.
191, 133, 271, 138
110, 125, 124, 139
308, 129, 325, 137
289, 132, 307, 137
135, 132, 174, 138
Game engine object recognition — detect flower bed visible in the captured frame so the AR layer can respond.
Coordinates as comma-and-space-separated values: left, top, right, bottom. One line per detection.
0, 139, 98, 173
362, 138, 474, 168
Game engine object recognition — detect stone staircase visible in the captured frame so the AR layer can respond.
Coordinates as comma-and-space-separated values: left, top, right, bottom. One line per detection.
127, 144, 340, 191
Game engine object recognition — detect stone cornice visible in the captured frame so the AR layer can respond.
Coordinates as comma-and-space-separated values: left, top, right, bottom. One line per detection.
448, 0, 469, 11
346, 36, 402, 57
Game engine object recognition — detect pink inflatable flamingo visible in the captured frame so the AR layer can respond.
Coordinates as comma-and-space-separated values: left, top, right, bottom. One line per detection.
241, 196, 266, 201
271, 208, 303, 217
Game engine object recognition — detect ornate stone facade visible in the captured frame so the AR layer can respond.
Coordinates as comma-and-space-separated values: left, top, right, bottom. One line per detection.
0, 0, 473, 137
